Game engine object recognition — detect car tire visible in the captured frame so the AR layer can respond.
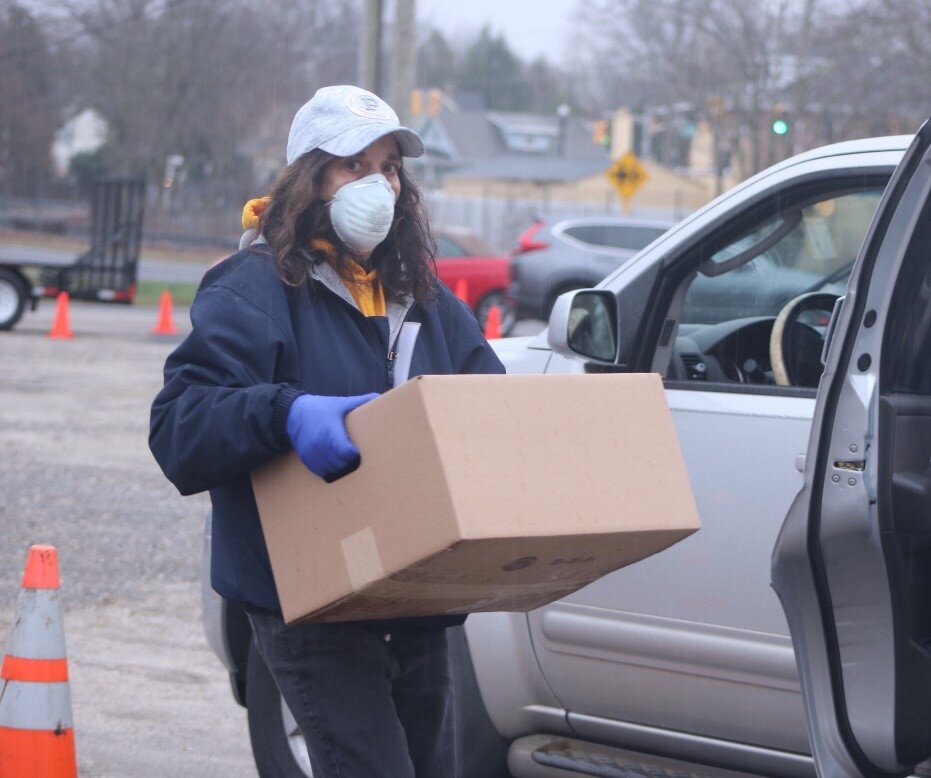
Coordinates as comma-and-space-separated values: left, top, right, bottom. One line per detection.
0, 268, 29, 331
247, 642, 314, 778
474, 290, 517, 336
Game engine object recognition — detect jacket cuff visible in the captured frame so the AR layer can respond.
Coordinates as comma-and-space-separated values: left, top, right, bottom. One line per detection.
272, 385, 306, 449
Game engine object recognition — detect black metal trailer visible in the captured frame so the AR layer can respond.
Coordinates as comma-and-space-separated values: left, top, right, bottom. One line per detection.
0, 178, 146, 330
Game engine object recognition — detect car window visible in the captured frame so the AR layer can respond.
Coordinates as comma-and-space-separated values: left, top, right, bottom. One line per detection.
562, 223, 665, 252
562, 225, 605, 247
885, 192, 931, 395
600, 225, 667, 251
669, 187, 885, 390
436, 235, 466, 258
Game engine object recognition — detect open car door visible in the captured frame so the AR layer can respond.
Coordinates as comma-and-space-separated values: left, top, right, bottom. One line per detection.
772, 120, 931, 777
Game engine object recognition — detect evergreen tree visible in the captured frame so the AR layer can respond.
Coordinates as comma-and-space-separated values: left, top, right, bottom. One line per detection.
416, 28, 458, 90
524, 56, 573, 113
458, 26, 531, 110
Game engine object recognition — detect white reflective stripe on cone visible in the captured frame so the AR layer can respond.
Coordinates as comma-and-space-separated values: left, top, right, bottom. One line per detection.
7, 590, 67, 660
0, 680, 73, 730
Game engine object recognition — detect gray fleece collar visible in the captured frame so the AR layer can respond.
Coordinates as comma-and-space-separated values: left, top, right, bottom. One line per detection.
245, 236, 414, 349
304, 253, 414, 351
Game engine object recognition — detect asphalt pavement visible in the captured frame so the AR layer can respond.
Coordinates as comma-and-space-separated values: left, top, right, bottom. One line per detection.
0, 243, 213, 284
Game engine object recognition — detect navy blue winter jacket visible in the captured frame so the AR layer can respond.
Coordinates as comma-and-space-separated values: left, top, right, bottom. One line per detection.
149, 245, 505, 621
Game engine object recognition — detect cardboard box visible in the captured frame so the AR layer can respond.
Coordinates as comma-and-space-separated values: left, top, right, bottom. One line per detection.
252, 373, 700, 624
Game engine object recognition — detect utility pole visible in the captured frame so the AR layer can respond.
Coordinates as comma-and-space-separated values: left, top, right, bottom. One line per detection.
359, 0, 384, 94
391, 0, 416, 125
556, 104, 570, 157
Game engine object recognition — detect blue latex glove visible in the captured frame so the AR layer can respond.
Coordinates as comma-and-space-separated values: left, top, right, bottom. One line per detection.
286, 393, 379, 481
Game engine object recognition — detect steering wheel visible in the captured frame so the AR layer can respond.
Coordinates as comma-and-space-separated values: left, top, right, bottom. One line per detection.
769, 292, 840, 387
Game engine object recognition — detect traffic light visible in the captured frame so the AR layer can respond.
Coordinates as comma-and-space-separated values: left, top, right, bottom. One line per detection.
771, 105, 791, 136
592, 119, 611, 148
707, 96, 726, 121
427, 88, 442, 116
411, 89, 442, 117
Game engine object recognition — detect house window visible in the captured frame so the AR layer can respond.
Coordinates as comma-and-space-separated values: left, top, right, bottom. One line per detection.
502, 131, 553, 154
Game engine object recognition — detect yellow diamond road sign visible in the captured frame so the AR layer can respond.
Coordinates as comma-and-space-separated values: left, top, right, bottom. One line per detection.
607, 151, 649, 202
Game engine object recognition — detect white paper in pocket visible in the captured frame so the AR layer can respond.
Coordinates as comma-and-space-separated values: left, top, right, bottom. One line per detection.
392, 322, 421, 386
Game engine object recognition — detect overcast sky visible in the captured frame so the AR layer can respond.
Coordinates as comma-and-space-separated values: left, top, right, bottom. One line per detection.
417, 0, 579, 63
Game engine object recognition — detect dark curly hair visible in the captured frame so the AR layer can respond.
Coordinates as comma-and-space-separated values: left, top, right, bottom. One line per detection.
257, 146, 437, 303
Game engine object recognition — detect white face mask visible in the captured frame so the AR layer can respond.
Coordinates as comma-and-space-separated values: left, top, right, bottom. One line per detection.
328, 173, 396, 256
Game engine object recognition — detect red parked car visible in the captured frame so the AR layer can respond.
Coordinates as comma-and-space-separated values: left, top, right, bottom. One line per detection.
434, 228, 516, 336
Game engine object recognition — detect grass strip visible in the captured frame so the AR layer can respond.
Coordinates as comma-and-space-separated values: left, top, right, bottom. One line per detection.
136, 280, 199, 307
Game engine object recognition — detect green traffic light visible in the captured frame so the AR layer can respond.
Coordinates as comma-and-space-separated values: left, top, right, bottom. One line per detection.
772, 119, 789, 135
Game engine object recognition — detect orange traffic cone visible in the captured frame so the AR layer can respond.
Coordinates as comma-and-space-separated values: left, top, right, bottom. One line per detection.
48, 293, 74, 340
152, 290, 179, 335
0, 545, 77, 777
454, 277, 469, 304
484, 305, 502, 340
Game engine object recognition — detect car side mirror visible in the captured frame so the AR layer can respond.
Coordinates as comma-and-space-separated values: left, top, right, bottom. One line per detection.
548, 289, 619, 363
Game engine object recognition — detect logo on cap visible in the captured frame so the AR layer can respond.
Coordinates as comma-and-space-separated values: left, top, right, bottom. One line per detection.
346, 91, 392, 121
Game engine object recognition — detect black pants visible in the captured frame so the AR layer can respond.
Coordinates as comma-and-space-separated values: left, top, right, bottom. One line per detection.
248, 611, 457, 777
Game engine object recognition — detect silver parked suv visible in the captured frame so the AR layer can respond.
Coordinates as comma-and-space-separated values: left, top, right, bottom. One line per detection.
509, 215, 673, 321
204, 130, 931, 777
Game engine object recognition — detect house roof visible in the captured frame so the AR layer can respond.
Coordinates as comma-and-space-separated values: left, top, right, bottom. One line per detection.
420, 111, 495, 161
450, 90, 487, 112
415, 108, 610, 183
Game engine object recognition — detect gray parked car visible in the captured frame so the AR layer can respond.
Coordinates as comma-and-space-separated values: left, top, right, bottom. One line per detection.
203, 131, 931, 777
509, 215, 674, 321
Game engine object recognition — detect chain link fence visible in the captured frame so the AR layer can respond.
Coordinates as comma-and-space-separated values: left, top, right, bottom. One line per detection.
2, 189, 686, 254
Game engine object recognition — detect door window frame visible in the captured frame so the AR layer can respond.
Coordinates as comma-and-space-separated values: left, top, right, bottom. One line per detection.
881, 199, 931, 395
630, 172, 892, 397
779, 124, 931, 776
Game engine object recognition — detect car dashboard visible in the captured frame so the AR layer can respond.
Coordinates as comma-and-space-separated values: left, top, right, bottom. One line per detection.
669, 317, 778, 385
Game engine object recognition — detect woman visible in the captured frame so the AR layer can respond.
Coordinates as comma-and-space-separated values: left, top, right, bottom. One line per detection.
149, 85, 504, 777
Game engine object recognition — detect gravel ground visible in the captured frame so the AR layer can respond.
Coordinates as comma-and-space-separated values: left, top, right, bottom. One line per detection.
0, 300, 255, 776
0, 298, 545, 776
0, 302, 208, 606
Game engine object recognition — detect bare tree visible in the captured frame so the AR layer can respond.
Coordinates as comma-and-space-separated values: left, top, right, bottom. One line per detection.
568, 0, 824, 176
0, 2, 60, 197
807, 0, 931, 138
41, 0, 359, 205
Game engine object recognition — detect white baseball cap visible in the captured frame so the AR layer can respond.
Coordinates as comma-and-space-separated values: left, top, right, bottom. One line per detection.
286, 85, 424, 165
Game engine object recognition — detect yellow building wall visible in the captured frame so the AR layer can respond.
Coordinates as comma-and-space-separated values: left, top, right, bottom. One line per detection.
443, 158, 718, 215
